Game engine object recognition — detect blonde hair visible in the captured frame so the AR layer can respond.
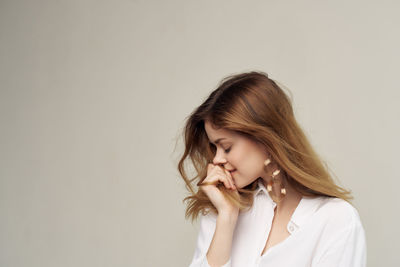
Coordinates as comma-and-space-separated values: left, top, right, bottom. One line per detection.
177, 71, 353, 223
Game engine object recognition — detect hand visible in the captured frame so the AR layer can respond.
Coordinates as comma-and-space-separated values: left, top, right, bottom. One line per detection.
198, 163, 240, 216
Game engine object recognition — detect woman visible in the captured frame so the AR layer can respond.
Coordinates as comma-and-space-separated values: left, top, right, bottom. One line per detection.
177, 71, 367, 267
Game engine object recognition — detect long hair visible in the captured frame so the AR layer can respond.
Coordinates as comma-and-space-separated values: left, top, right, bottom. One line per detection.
177, 71, 353, 223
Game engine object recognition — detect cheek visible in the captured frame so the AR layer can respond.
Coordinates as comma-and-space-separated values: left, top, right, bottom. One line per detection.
232, 149, 247, 167
236, 149, 264, 174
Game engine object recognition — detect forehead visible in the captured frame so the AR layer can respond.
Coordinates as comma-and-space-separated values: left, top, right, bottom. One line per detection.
204, 121, 236, 142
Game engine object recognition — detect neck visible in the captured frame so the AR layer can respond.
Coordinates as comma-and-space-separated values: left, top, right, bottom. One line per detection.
261, 176, 302, 214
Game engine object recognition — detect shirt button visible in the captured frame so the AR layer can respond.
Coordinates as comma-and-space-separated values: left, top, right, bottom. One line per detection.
288, 223, 295, 232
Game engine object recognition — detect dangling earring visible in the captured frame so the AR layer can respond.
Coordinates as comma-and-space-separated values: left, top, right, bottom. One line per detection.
264, 158, 287, 203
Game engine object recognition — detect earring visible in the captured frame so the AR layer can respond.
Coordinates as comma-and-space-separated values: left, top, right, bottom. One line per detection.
264, 158, 287, 203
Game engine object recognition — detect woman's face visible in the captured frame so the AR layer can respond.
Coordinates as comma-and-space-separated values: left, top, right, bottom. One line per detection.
204, 120, 268, 189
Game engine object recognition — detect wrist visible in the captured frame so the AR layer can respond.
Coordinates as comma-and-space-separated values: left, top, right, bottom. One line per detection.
217, 210, 239, 225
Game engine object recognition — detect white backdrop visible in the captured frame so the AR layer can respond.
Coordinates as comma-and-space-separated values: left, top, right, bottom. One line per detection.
1, 0, 399, 266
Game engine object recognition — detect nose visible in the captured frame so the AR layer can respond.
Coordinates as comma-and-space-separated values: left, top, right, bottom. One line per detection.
212, 150, 227, 166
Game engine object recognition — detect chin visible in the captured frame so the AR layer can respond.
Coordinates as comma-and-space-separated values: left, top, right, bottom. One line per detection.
241, 178, 259, 189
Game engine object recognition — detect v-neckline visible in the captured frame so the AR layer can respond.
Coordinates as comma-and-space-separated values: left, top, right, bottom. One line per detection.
259, 195, 305, 258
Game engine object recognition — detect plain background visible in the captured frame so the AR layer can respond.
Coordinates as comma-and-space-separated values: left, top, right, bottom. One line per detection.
0, 0, 399, 266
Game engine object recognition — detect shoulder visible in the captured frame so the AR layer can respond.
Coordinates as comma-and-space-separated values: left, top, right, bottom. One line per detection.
310, 197, 367, 265
314, 197, 364, 234
317, 197, 361, 222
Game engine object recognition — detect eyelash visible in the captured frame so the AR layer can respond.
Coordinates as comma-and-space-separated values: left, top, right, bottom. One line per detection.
210, 144, 231, 153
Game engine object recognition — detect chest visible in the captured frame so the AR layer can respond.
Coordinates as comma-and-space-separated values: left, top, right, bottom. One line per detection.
260, 212, 291, 256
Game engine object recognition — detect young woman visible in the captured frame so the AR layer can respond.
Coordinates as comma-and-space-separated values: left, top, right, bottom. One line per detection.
177, 71, 367, 267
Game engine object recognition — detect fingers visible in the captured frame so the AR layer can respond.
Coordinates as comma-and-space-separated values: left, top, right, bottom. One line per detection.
220, 173, 232, 190
201, 164, 236, 190
214, 165, 234, 190
224, 169, 236, 190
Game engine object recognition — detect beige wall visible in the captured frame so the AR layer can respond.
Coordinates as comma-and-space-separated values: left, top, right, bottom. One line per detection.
1, 0, 398, 266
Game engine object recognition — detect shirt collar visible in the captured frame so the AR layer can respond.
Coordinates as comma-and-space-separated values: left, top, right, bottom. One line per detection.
255, 179, 269, 196
255, 178, 326, 231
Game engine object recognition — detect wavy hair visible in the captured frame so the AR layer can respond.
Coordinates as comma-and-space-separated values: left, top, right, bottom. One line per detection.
177, 71, 353, 223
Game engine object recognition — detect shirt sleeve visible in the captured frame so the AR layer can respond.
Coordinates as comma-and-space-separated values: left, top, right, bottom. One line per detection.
313, 218, 367, 267
188, 212, 232, 267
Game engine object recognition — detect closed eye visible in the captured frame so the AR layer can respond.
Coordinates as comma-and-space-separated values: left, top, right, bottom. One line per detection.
209, 143, 231, 154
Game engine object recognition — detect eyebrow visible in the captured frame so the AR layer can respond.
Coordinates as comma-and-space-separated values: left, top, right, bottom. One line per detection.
210, 138, 227, 145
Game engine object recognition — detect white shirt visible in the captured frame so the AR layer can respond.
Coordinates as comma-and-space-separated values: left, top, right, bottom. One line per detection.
188, 179, 367, 267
